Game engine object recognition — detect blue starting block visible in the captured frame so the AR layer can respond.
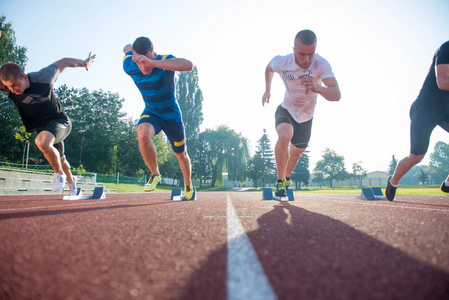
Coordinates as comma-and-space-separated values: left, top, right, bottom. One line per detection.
360, 188, 376, 200
358, 187, 386, 200
262, 188, 294, 201
371, 187, 387, 200
171, 188, 196, 201
63, 186, 105, 200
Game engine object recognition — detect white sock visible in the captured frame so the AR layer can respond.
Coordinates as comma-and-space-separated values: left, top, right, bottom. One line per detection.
445, 181, 449, 187
389, 178, 398, 187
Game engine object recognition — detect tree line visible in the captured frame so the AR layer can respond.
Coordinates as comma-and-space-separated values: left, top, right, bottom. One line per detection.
1, 15, 448, 187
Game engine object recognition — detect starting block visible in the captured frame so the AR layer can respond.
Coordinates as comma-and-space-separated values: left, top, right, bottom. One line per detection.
262, 188, 294, 201
63, 187, 106, 200
371, 187, 387, 200
357, 187, 386, 201
170, 188, 196, 201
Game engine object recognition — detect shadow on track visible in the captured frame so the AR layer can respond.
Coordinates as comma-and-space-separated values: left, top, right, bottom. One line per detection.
180, 202, 449, 300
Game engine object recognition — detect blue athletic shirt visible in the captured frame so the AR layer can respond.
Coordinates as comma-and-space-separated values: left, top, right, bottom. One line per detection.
123, 51, 182, 122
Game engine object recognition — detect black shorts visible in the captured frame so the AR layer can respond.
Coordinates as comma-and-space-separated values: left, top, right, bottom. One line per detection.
410, 101, 449, 155
275, 105, 313, 149
39, 115, 72, 157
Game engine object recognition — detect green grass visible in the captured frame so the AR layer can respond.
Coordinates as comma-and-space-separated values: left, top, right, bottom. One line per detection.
103, 183, 448, 196
249, 185, 447, 196
103, 183, 233, 193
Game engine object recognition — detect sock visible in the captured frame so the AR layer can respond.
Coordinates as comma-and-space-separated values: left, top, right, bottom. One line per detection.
445, 181, 449, 187
286, 177, 290, 181
389, 178, 398, 187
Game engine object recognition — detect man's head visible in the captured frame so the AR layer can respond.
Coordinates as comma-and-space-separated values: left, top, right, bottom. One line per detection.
132, 37, 154, 55
293, 29, 317, 69
0, 63, 29, 95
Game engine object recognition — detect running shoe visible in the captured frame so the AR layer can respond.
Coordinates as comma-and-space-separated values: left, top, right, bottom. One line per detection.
275, 180, 287, 197
144, 174, 161, 192
441, 181, 449, 193
385, 176, 397, 201
52, 173, 66, 192
184, 184, 194, 200
69, 176, 78, 196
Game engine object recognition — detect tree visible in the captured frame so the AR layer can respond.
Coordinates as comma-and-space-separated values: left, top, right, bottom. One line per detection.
428, 141, 449, 183
248, 129, 275, 188
14, 126, 31, 167
176, 66, 203, 139
352, 161, 367, 187
417, 168, 428, 185
291, 151, 310, 189
57, 85, 127, 173
199, 126, 249, 187
176, 66, 206, 186
313, 148, 348, 188
0, 15, 29, 163
388, 155, 398, 175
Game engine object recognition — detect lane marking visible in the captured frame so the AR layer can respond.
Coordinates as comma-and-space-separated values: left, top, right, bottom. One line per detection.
226, 193, 277, 300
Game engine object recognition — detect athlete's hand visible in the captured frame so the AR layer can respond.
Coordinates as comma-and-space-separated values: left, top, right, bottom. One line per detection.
132, 54, 155, 75
262, 91, 270, 106
301, 75, 317, 94
84, 52, 96, 71
132, 54, 154, 66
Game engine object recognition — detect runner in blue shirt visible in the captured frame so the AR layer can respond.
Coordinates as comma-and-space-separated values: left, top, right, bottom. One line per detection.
123, 37, 194, 199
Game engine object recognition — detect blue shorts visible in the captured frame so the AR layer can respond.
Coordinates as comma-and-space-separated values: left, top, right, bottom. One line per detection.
138, 112, 186, 153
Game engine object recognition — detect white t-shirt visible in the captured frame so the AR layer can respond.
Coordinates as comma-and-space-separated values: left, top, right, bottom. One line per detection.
270, 53, 335, 123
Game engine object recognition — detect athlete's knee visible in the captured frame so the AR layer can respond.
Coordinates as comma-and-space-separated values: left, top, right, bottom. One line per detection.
408, 153, 425, 164
290, 148, 305, 160
35, 137, 52, 153
137, 130, 154, 144
175, 150, 189, 160
137, 124, 155, 143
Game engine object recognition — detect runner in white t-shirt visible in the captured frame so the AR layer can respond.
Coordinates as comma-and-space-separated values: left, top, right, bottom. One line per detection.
262, 29, 341, 197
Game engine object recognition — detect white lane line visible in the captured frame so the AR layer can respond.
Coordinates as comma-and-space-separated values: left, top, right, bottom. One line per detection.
226, 193, 277, 300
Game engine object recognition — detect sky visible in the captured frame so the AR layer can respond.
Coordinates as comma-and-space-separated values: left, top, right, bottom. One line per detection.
2, 0, 448, 174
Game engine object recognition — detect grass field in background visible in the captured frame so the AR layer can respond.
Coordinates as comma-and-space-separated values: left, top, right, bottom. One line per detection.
104, 183, 448, 197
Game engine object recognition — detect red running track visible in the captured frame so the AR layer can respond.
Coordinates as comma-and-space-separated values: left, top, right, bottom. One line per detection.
0, 192, 448, 299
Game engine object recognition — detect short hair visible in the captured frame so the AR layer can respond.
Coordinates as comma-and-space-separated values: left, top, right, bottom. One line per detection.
132, 37, 154, 55
0, 62, 25, 81
294, 30, 317, 45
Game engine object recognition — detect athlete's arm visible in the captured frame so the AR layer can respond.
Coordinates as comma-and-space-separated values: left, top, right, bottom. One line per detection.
54, 52, 96, 72
436, 64, 449, 91
262, 63, 274, 106
132, 54, 193, 72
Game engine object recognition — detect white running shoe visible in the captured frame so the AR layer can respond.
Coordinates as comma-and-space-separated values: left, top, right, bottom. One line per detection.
52, 173, 66, 192
69, 176, 78, 196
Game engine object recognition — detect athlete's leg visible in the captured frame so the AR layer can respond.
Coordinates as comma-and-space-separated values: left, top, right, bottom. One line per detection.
390, 153, 425, 186
60, 154, 74, 184
275, 122, 294, 180
174, 150, 192, 186
35, 131, 63, 174
391, 102, 434, 186
137, 122, 160, 175
285, 146, 306, 178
